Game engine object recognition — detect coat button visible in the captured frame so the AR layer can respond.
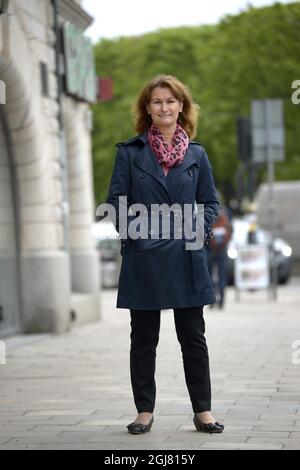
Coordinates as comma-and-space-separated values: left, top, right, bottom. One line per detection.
139, 173, 145, 178
187, 169, 193, 177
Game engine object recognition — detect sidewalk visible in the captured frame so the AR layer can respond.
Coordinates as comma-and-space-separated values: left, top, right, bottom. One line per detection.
0, 280, 300, 450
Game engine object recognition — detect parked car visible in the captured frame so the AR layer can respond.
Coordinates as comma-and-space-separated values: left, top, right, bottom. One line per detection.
92, 217, 293, 289
226, 218, 293, 286
91, 221, 121, 288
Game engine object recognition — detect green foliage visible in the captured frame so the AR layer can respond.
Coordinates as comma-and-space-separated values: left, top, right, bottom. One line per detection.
92, 2, 300, 205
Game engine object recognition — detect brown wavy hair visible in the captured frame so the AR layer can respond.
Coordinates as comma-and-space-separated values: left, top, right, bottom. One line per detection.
132, 74, 200, 139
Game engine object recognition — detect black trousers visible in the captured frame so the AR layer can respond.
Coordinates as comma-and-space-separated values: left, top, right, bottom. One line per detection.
129, 307, 211, 414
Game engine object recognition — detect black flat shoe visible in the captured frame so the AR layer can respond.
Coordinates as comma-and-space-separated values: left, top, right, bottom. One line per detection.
193, 414, 224, 434
127, 416, 154, 435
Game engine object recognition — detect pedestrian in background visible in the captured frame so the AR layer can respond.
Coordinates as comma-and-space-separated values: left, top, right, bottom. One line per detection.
206, 205, 232, 309
105, 74, 224, 434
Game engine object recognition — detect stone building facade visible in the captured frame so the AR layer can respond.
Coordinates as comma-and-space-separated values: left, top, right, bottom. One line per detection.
0, 0, 101, 337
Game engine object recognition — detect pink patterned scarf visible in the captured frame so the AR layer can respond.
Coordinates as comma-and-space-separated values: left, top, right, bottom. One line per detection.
147, 123, 189, 174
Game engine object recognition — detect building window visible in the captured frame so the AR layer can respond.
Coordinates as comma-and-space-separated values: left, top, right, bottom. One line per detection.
40, 62, 49, 97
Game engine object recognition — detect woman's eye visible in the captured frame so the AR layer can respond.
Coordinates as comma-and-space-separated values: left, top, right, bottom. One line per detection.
152, 100, 176, 104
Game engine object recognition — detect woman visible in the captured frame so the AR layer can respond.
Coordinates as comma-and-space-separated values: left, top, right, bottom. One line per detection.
105, 74, 223, 434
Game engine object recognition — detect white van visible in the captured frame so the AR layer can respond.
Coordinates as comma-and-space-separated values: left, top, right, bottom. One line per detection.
255, 181, 300, 258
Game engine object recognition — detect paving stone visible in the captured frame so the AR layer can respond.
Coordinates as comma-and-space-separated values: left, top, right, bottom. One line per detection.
197, 441, 284, 450
1, 283, 300, 450
35, 442, 120, 450
247, 431, 290, 438
24, 410, 96, 416
254, 424, 297, 432
283, 442, 300, 450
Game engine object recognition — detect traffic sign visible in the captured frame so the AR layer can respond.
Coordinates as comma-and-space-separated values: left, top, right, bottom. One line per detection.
251, 99, 285, 162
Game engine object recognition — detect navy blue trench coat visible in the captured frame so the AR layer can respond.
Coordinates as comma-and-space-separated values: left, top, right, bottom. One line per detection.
105, 132, 219, 310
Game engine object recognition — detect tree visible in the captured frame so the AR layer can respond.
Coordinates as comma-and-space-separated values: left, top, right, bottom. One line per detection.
92, 2, 300, 206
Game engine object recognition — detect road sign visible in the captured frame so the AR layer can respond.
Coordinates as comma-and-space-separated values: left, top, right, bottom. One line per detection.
63, 23, 97, 103
251, 99, 285, 163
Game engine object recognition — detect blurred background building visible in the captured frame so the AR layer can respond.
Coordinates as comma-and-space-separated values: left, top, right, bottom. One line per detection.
0, 0, 100, 337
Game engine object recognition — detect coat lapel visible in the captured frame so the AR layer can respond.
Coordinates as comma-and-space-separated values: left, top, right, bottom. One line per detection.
133, 141, 170, 198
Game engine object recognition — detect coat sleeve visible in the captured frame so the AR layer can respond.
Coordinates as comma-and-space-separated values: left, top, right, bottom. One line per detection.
98, 144, 132, 239
196, 147, 220, 241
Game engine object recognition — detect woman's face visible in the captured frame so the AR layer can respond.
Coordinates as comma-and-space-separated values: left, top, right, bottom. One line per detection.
147, 86, 183, 130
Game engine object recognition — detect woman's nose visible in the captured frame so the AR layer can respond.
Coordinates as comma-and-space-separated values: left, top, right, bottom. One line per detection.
161, 102, 168, 111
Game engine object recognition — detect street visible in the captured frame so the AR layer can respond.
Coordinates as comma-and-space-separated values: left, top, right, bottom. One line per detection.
0, 279, 300, 450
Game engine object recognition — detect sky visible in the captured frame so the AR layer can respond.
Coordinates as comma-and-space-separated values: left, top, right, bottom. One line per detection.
82, 0, 297, 43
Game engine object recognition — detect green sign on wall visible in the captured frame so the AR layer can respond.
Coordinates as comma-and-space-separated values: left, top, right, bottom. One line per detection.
63, 23, 97, 103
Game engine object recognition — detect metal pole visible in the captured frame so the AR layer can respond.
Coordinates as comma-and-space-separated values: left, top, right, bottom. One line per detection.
248, 162, 255, 202
266, 99, 277, 300
236, 162, 246, 212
